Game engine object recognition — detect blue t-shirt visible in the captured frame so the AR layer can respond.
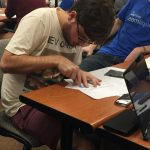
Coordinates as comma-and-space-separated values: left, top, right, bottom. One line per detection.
98, 0, 150, 59
59, 0, 74, 10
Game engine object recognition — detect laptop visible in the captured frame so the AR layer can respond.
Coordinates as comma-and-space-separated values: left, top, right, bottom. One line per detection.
123, 53, 150, 141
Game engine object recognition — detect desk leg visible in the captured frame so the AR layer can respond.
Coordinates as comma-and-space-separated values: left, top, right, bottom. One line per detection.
61, 121, 73, 150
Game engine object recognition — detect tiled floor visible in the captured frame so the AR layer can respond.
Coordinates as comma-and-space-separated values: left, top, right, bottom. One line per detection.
0, 135, 50, 150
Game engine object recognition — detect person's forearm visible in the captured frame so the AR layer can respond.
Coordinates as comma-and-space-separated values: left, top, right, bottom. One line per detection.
134, 45, 150, 55
108, 18, 123, 38
124, 45, 150, 62
1, 51, 61, 73
141, 45, 150, 54
90, 44, 97, 49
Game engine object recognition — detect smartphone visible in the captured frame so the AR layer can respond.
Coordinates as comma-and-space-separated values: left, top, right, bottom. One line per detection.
105, 70, 123, 78
115, 94, 132, 107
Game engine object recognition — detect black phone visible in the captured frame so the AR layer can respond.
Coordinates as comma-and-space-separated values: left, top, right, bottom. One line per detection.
105, 70, 123, 78
115, 94, 131, 107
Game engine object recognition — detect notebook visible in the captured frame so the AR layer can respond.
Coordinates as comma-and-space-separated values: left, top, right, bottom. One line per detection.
123, 54, 150, 141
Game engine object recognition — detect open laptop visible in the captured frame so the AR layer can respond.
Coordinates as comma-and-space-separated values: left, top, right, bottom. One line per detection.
123, 53, 150, 141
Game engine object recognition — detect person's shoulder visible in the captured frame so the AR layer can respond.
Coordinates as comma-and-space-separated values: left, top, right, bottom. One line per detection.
21, 7, 57, 25
32, 7, 51, 13
24, 7, 52, 18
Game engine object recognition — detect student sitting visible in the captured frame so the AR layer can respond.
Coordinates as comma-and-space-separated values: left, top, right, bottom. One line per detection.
0, 0, 114, 149
80, 0, 150, 71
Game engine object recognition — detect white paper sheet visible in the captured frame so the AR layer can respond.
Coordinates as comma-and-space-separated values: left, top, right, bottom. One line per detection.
65, 67, 128, 99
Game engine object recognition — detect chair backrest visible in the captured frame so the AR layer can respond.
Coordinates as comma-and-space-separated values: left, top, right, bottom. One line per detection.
0, 109, 40, 147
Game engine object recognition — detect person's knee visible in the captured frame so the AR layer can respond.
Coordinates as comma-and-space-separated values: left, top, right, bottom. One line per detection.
80, 54, 102, 71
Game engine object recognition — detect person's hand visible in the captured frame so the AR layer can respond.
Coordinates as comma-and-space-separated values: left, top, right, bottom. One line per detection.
82, 44, 97, 56
57, 56, 79, 78
124, 47, 144, 62
73, 69, 101, 88
57, 56, 101, 87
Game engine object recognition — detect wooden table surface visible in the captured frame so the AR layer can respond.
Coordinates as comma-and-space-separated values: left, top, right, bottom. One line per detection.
20, 83, 126, 129
20, 62, 130, 130
19, 61, 146, 150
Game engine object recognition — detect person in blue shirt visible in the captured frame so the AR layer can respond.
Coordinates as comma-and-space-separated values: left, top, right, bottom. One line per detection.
59, 0, 76, 10
80, 0, 150, 71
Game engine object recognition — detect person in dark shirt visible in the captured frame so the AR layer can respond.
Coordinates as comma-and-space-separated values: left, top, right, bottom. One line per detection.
5, 0, 48, 25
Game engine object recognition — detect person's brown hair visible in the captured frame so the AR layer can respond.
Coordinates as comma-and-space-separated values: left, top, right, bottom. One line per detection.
70, 0, 115, 44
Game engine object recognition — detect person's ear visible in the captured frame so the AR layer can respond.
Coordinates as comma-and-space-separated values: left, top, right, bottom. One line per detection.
68, 11, 77, 23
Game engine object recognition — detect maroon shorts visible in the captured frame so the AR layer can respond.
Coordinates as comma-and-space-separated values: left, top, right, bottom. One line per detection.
10, 105, 61, 149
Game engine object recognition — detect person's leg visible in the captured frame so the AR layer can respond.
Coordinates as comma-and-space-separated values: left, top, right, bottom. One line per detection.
72, 132, 96, 150
80, 54, 110, 72
10, 105, 61, 149
79, 53, 124, 72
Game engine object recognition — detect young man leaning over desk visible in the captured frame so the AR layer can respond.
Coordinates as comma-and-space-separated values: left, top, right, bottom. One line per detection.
0, 0, 114, 149
80, 0, 150, 72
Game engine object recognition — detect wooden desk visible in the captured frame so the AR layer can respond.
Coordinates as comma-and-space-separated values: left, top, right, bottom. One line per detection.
96, 127, 150, 150
20, 64, 128, 150
95, 57, 150, 150
0, 8, 7, 22
20, 84, 125, 127
20, 85, 125, 150
19, 62, 129, 150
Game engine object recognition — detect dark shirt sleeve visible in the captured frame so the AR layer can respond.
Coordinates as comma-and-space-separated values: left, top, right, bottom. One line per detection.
5, 0, 15, 18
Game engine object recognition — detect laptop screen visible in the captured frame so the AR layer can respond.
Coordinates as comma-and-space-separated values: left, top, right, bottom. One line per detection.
123, 54, 150, 138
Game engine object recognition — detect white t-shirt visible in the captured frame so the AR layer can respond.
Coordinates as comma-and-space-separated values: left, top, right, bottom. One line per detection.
1, 7, 82, 117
